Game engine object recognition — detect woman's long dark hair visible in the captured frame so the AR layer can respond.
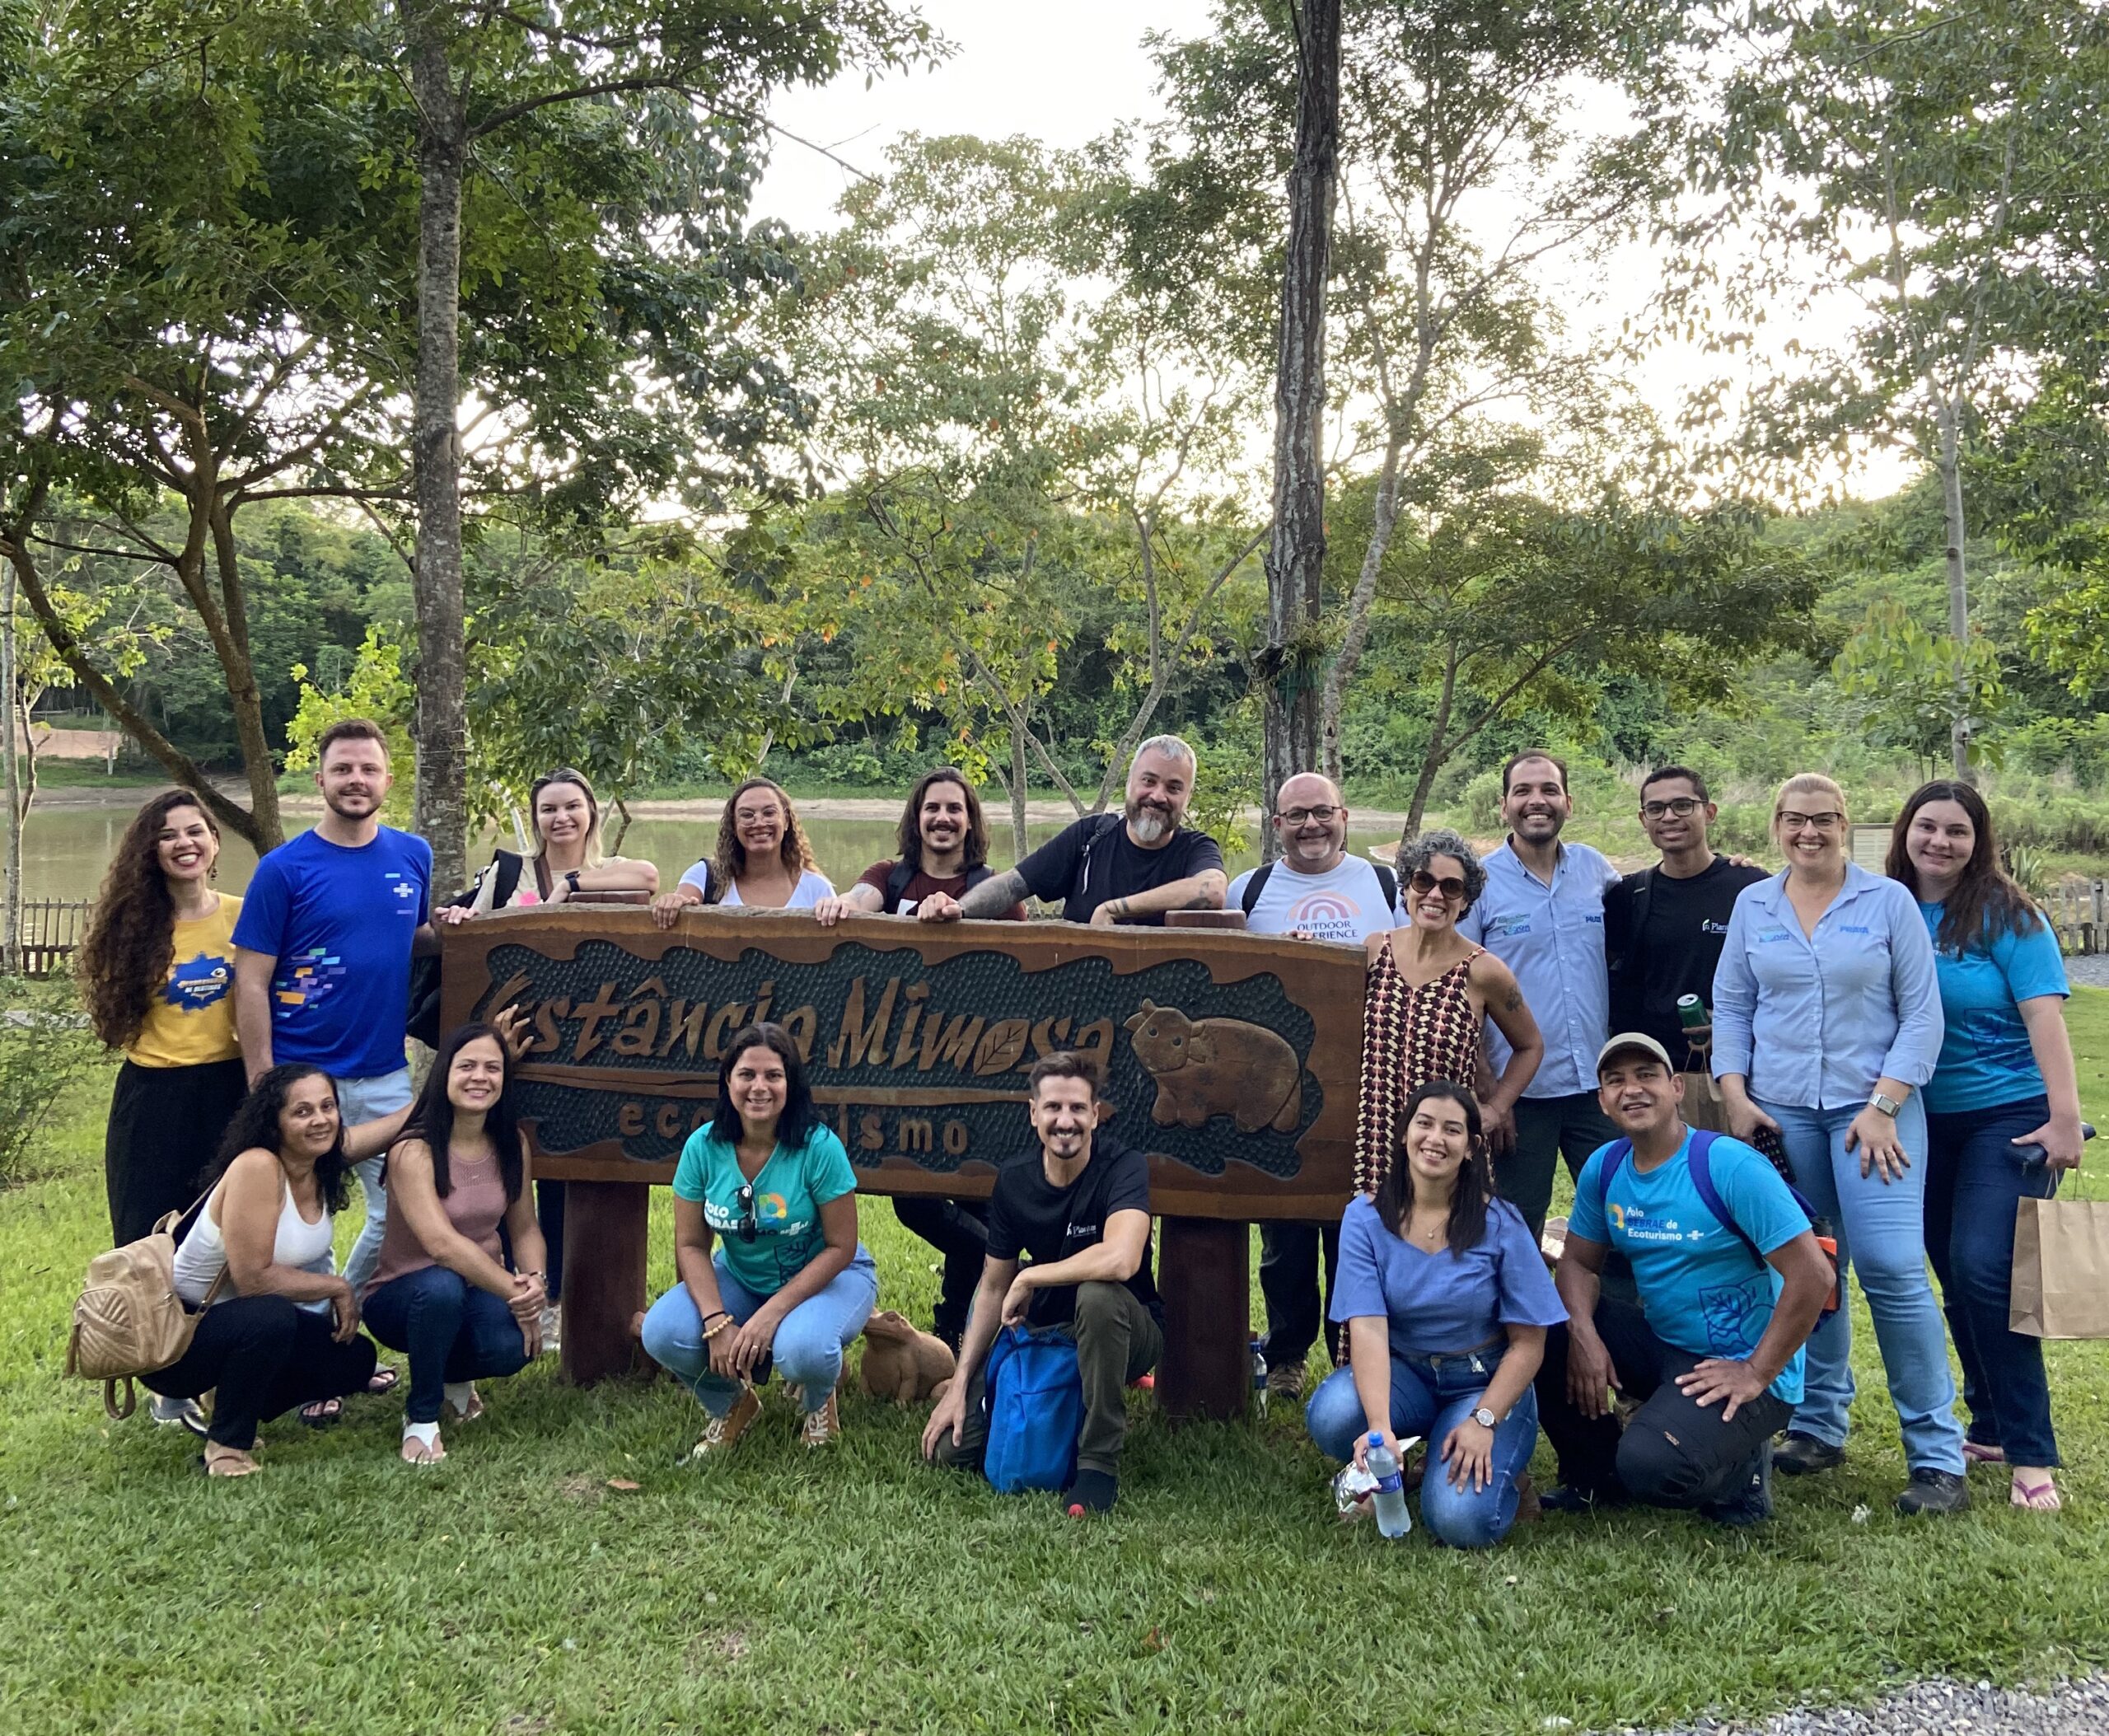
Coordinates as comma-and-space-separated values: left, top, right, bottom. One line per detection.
896, 767, 990, 873
398, 1022, 523, 1202
708, 1022, 819, 1148
1374, 1081, 1493, 1257
78, 789, 220, 1050
1887, 779, 2044, 955
706, 777, 815, 902
199, 1064, 353, 1214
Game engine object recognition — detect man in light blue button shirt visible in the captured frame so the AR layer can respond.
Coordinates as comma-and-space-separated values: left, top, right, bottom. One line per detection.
1457, 751, 1621, 1238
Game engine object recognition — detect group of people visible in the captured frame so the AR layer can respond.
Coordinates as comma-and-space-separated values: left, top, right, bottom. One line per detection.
81, 724, 2085, 1532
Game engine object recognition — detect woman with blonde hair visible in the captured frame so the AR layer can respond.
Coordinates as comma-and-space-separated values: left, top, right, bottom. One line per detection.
1712, 772, 1966, 1514
652, 776, 834, 924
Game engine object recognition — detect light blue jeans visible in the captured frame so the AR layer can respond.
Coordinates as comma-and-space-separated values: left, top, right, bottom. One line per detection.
1305, 1346, 1541, 1549
642, 1247, 878, 1417
1761, 1095, 1964, 1474
336, 1066, 414, 1295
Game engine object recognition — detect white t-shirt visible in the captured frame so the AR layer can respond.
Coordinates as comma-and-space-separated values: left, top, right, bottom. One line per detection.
677, 860, 836, 908
1226, 855, 1397, 945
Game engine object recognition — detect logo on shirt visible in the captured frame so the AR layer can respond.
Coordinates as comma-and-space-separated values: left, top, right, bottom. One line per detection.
386, 872, 418, 914
1606, 1200, 1689, 1244
1698, 1276, 1771, 1359
1701, 919, 1732, 936
1488, 912, 1532, 938
1282, 889, 1370, 941
1064, 1222, 1102, 1242
273, 947, 347, 1015
163, 952, 232, 1012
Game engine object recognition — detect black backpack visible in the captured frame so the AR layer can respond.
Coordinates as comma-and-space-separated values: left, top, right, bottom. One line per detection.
882, 859, 994, 913
1238, 859, 1399, 920
406, 849, 526, 1048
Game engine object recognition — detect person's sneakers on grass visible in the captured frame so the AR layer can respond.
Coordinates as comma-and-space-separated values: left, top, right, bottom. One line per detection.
150, 1394, 207, 1435
1064, 1468, 1118, 1516
1264, 1363, 1306, 1403
686, 1386, 762, 1462
1700, 1439, 1774, 1528
1772, 1430, 1844, 1476
802, 1391, 841, 1449
1894, 1468, 1970, 1515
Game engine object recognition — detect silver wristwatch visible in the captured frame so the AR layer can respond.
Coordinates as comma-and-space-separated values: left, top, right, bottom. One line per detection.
1471, 1406, 1498, 1430
1868, 1090, 1902, 1118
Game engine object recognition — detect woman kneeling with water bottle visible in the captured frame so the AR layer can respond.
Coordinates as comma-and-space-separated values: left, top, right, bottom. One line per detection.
1306, 1082, 1566, 1546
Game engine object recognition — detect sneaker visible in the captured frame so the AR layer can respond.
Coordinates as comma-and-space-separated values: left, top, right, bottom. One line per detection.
1702, 1439, 1774, 1528
1064, 1467, 1119, 1515
801, 1391, 841, 1449
1772, 1431, 1845, 1476
1537, 1485, 1606, 1515
1264, 1363, 1307, 1402
150, 1394, 208, 1435
1894, 1467, 1971, 1516
686, 1386, 762, 1461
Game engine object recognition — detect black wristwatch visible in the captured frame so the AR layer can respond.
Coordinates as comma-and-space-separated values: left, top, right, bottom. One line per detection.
565, 870, 582, 895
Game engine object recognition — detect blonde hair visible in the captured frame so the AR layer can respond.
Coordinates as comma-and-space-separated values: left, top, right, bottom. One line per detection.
1771, 772, 1848, 826
530, 769, 606, 868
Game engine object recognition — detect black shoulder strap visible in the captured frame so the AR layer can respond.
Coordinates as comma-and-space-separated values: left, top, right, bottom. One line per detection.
1240, 861, 1274, 915
492, 849, 525, 906
1075, 812, 1124, 901
1373, 863, 1399, 915
1628, 864, 1657, 936
884, 859, 915, 909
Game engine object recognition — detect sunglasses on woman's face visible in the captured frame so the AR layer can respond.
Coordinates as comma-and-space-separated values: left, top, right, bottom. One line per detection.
734, 1182, 758, 1243
1409, 870, 1467, 901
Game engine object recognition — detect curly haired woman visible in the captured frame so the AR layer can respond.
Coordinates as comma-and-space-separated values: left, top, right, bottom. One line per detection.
652, 777, 834, 924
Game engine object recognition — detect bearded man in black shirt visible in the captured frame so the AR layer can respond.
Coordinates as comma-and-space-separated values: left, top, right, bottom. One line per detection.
920, 1053, 1162, 1515
1603, 766, 1767, 1132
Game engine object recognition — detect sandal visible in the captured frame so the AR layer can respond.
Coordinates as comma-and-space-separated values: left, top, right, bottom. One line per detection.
2011, 1473, 2061, 1512
202, 1444, 261, 1478
300, 1397, 344, 1428
400, 1420, 447, 1465
442, 1383, 484, 1422
1962, 1440, 2006, 1466
367, 1366, 401, 1397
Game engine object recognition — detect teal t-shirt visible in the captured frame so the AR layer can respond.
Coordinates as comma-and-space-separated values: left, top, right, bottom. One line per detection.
671, 1125, 858, 1296
1917, 900, 2069, 1116
1569, 1130, 1810, 1404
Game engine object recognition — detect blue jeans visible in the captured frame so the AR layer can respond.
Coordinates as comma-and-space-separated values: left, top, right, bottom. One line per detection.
363, 1265, 532, 1425
1924, 1095, 2061, 1467
1761, 1095, 1964, 1474
642, 1247, 878, 1417
336, 1067, 414, 1294
1305, 1346, 1541, 1549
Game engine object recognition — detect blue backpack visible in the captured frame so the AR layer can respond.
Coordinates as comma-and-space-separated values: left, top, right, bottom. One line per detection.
980, 1325, 1083, 1494
1591, 1130, 1840, 1318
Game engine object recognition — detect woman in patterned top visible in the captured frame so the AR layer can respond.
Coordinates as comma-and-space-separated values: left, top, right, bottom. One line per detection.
1358, 830, 1543, 1196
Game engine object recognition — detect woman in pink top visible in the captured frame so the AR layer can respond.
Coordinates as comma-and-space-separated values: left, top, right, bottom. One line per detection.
362, 1022, 548, 1463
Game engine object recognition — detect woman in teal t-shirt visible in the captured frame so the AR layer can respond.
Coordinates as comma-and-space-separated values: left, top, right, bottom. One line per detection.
640, 1022, 877, 1457
1889, 782, 2083, 1513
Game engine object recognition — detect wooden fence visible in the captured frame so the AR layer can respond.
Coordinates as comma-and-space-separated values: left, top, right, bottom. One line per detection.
10, 900, 92, 978
2050, 879, 2107, 957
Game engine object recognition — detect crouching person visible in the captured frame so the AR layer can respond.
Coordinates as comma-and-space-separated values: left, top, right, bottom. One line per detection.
921, 1053, 1162, 1515
641, 1023, 877, 1456
1536, 1034, 1834, 1524
1305, 1082, 1564, 1547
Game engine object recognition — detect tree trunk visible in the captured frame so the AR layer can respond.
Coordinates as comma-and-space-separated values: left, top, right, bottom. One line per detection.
409, 19, 470, 891
1936, 405, 1972, 781
1401, 652, 1457, 839
205, 501, 283, 849
1320, 435, 1403, 788
2, 562, 19, 976
1008, 709, 1030, 863
1259, 0, 1340, 859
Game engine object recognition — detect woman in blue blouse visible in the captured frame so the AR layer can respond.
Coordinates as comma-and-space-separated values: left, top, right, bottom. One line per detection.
1713, 773, 1966, 1514
1306, 1081, 1565, 1547
1890, 781, 2083, 1512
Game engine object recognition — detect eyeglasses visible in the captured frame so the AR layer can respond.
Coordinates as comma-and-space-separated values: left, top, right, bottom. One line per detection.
1280, 806, 1340, 826
1640, 797, 1700, 819
1779, 811, 1845, 832
733, 1182, 758, 1243
1409, 870, 1467, 900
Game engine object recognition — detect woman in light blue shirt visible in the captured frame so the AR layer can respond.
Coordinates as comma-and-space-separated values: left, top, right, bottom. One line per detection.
1713, 773, 1966, 1515
1889, 780, 2082, 1513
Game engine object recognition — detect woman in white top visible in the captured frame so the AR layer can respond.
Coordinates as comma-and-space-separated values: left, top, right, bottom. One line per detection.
652, 777, 834, 925
143, 1065, 407, 1476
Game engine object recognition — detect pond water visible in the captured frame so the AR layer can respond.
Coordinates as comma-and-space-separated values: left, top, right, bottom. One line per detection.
20, 801, 1409, 905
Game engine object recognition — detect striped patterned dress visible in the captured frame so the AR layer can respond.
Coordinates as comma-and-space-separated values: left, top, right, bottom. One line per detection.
1354, 938, 1484, 1196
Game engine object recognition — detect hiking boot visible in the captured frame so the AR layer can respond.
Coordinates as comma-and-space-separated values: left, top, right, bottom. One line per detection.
1772, 1431, 1845, 1476
1702, 1439, 1774, 1528
1894, 1467, 1971, 1516
686, 1387, 761, 1461
1264, 1363, 1307, 1402
801, 1390, 841, 1449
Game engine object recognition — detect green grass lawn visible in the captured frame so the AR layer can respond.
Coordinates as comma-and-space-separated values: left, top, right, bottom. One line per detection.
5, 999, 2109, 1734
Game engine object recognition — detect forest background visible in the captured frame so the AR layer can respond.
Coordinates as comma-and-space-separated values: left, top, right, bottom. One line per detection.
6, 0, 2109, 891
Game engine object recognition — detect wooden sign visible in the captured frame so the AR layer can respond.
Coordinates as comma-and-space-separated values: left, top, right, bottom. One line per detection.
438, 907, 1369, 1222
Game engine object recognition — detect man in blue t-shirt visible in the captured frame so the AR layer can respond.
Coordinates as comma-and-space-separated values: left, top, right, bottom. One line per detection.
1535, 1032, 1834, 1524
234, 718, 434, 1292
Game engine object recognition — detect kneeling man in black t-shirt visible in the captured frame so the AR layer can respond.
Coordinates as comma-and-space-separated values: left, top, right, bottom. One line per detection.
921, 1052, 1163, 1514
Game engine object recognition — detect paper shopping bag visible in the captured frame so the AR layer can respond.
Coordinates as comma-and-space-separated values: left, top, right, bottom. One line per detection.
2010, 1197, 2109, 1339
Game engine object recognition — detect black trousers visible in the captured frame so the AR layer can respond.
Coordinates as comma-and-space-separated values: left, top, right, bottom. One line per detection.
143, 1295, 378, 1450
103, 1057, 249, 1246
1258, 1220, 1341, 1373
1535, 1296, 1789, 1510
892, 1196, 988, 1345
536, 1180, 566, 1303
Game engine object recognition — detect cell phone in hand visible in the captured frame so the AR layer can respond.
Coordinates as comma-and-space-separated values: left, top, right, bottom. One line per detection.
1750, 1122, 1792, 1179
2011, 1122, 2097, 1170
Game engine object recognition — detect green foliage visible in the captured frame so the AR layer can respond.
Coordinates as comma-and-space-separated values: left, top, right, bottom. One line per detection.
283, 629, 417, 826
0, 978, 101, 1187
1833, 600, 2008, 770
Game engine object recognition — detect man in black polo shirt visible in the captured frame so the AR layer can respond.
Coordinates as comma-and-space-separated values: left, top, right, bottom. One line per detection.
1603, 765, 1767, 1131
915, 735, 1226, 925
921, 1053, 1162, 1514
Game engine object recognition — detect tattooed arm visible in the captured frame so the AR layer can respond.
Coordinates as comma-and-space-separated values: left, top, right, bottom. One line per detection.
919, 868, 1031, 922
1086, 868, 1228, 926
1475, 952, 1545, 1124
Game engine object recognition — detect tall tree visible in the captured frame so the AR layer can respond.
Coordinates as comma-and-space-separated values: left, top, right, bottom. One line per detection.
1669, 0, 2109, 777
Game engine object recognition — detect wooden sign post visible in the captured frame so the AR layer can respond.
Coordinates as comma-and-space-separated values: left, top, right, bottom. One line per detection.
439, 908, 1368, 1420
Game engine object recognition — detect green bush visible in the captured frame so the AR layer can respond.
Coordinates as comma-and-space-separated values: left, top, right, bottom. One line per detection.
0, 975, 104, 1188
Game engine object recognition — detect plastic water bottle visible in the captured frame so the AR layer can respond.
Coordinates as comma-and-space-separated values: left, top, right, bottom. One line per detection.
1365, 1434, 1410, 1538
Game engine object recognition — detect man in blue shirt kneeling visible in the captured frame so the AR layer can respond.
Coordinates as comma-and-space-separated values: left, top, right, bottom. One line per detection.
1535, 1034, 1834, 1525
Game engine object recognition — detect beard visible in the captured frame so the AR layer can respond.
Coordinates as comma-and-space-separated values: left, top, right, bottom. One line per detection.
325, 787, 378, 821
1125, 798, 1174, 844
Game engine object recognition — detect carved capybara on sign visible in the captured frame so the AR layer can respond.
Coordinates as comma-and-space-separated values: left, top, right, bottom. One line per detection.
1123, 1000, 1303, 1135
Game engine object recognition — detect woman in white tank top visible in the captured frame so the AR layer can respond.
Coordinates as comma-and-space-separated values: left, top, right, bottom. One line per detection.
144, 1064, 409, 1476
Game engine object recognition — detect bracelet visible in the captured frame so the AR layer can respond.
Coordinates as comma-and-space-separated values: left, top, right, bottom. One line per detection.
702, 1316, 734, 1341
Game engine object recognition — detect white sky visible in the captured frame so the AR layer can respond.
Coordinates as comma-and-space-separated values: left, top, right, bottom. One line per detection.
754, 1, 1914, 504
